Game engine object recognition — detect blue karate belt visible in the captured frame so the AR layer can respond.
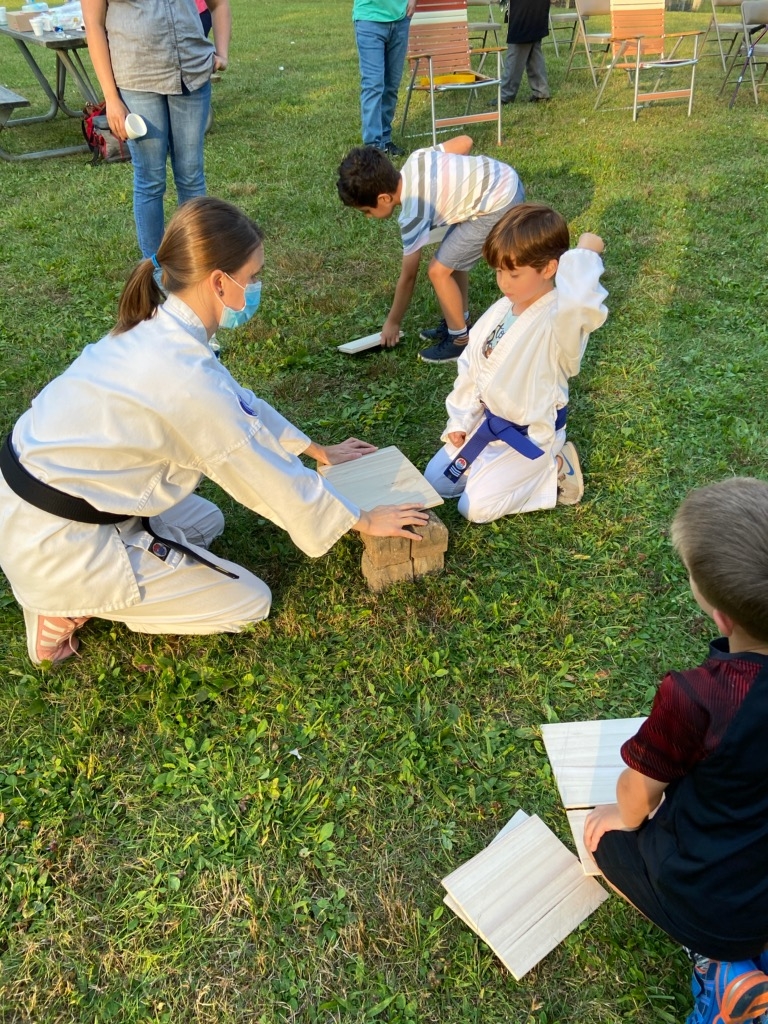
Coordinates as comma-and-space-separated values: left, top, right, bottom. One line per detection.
444, 405, 567, 482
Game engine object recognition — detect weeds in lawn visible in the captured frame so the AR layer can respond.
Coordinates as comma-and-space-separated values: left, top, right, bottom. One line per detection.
1, 0, 766, 1020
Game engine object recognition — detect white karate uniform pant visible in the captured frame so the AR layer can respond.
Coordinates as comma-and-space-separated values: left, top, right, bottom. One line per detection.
99, 493, 272, 634
424, 429, 566, 523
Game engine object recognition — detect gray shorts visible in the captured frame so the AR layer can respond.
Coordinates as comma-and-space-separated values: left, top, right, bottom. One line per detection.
435, 180, 526, 271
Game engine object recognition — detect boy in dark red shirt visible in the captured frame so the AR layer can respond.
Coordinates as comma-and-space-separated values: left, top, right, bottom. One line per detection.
586, 478, 768, 1024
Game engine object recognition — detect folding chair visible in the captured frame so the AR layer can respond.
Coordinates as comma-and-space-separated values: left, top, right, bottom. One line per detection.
548, 2, 580, 57
467, 0, 503, 46
720, 0, 768, 103
594, 0, 702, 119
702, 0, 747, 70
467, 0, 503, 71
401, 0, 504, 146
565, 0, 612, 88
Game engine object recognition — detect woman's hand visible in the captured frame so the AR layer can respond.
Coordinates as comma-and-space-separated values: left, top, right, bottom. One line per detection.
355, 504, 430, 538
583, 803, 634, 853
309, 438, 378, 466
106, 97, 130, 140
447, 431, 466, 448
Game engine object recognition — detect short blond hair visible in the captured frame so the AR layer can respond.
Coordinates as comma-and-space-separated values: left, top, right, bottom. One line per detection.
671, 477, 768, 642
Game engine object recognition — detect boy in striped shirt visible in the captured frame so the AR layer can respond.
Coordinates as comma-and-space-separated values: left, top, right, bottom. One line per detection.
336, 136, 524, 362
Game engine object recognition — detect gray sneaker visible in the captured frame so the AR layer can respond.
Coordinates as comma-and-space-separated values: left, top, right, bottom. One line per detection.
556, 441, 584, 505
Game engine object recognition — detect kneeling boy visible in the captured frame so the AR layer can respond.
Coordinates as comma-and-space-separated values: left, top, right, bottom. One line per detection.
586, 477, 768, 1024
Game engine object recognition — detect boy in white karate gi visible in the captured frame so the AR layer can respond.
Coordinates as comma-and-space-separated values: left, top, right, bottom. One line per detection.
423, 203, 607, 523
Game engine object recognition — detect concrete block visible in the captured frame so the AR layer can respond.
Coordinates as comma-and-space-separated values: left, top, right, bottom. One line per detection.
412, 553, 445, 577
361, 551, 414, 592
410, 510, 449, 559
360, 533, 412, 568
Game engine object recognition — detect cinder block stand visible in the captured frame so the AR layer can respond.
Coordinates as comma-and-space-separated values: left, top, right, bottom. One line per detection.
359, 510, 448, 592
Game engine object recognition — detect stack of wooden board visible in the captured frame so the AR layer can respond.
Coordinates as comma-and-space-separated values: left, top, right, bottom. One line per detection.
441, 810, 608, 978
540, 717, 647, 875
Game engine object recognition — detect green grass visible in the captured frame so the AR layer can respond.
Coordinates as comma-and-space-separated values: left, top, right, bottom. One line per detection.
1, 2, 767, 1021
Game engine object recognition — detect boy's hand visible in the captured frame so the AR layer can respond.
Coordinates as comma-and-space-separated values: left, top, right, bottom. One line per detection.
447, 431, 466, 448
584, 803, 635, 853
380, 318, 402, 348
577, 233, 605, 255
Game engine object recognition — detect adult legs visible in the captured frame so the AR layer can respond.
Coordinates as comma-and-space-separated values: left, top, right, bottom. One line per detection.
120, 88, 171, 258
501, 42, 532, 102
108, 494, 271, 633
380, 16, 411, 146
354, 19, 389, 148
526, 40, 551, 99
167, 82, 210, 206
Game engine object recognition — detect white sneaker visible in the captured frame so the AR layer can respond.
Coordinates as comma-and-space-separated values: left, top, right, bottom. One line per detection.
557, 441, 584, 505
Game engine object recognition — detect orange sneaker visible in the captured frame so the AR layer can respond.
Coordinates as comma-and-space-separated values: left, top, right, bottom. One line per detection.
23, 610, 90, 665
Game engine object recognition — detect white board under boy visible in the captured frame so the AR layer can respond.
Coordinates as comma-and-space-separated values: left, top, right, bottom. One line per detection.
318, 446, 444, 511
565, 808, 601, 876
540, 717, 647, 809
441, 814, 608, 979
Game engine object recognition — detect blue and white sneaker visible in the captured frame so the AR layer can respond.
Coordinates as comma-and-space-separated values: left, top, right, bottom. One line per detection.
687, 958, 768, 1024
556, 441, 584, 505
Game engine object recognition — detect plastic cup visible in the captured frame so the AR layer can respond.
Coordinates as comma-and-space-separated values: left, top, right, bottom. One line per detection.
39, 13, 52, 30
30, 15, 45, 35
124, 113, 147, 140
0, 9, 7, 27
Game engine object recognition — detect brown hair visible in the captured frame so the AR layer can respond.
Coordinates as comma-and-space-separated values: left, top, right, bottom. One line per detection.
483, 202, 569, 271
336, 146, 400, 208
114, 197, 263, 335
671, 477, 768, 642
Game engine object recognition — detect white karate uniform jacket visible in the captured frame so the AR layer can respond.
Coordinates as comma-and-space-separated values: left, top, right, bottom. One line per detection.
0, 296, 359, 617
444, 249, 608, 448
425, 248, 608, 521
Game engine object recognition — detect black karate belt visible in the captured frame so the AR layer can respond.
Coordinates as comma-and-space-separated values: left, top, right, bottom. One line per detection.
0, 432, 238, 580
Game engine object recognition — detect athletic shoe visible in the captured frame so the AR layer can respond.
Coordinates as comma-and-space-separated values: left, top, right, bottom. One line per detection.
687, 959, 768, 1024
419, 318, 472, 342
23, 609, 89, 665
418, 332, 469, 363
384, 142, 405, 157
556, 441, 584, 505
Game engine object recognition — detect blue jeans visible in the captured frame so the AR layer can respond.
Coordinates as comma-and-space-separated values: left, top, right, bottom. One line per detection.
120, 82, 211, 258
354, 17, 410, 148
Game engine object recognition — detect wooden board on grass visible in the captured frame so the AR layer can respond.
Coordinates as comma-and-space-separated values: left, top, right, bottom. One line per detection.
442, 814, 607, 979
337, 330, 402, 354
318, 446, 443, 511
566, 808, 601, 876
540, 718, 647, 809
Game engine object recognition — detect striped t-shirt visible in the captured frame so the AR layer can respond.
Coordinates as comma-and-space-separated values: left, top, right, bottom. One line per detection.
398, 145, 520, 256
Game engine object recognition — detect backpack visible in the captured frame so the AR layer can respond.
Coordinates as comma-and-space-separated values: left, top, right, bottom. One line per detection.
82, 101, 132, 165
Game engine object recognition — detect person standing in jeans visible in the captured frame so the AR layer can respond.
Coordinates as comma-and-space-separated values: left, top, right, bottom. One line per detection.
501, 0, 551, 104
353, 0, 417, 157
82, 0, 232, 259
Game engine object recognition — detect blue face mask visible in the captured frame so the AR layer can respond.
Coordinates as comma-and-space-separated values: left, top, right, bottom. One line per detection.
217, 274, 262, 329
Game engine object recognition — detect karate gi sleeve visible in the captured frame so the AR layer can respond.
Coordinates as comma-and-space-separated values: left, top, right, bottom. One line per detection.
442, 340, 485, 440
551, 249, 609, 379
200, 394, 360, 558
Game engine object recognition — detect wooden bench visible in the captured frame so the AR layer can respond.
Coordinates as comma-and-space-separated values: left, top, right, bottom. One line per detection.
0, 85, 30, 129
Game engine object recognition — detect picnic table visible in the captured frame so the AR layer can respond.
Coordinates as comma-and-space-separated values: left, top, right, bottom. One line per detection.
0, 22, 99, 161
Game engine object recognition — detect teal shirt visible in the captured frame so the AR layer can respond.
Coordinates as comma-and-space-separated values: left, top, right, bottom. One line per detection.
352, 0, 408, 22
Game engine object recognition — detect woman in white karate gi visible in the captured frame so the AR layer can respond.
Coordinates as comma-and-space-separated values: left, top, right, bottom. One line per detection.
0, 198, 428, 665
